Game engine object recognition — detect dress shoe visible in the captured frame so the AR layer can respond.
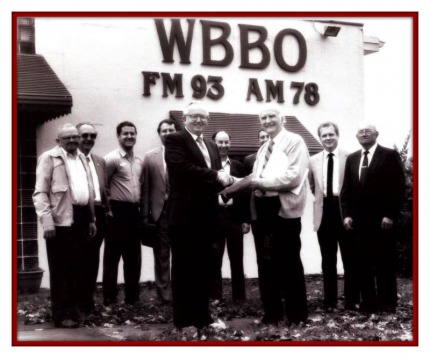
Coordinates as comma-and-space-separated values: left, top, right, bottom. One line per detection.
54, 319, 79, 328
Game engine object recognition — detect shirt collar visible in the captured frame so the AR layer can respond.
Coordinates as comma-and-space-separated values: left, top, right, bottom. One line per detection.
324, 147, 339, 158
362, 142, 378, 156
185, 127, 203, 141
270, 127, 286, 144
221, 157, 231, 167
60, 147, 79, 158
119, 147, 135, 158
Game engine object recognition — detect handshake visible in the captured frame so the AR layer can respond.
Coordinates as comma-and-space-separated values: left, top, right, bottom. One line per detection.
217, 170, 236, 188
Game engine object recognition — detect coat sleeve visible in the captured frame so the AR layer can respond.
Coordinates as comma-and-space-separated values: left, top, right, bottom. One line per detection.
32, 152, 55, 230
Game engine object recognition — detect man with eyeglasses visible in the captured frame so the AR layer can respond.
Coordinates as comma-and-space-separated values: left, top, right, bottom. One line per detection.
76, 122, 108, 315
33, 123, 96, 328
103, 121, 144, 306
164, 102, 234, 331
341, 122, 405, 314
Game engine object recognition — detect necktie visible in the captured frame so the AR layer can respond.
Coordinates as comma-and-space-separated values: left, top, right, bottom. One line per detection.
260, 140, 274, 176
221, 194, 229, 204
360, 150, 369, 183
80, 154, 96, 201
196, 136, 211, 168
327, 153, 334, 198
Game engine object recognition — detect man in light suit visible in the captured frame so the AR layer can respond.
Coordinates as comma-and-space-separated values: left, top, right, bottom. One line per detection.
210, 131, 250, 302
241, 105, 309, 326
141, 119, 180, 303
308, 122, 359, 312
164, 101, 233, 330
77, 122, 108, 314
341, 123, 405, 314
33, 124, 96, 328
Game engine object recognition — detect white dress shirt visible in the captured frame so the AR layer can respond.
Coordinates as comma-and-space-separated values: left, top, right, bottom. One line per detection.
358, 142, 378, 179
61, 148, 89, 205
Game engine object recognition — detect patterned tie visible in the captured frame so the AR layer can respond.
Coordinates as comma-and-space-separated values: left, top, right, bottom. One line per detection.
80, 154, 96, 202
260, 140, 274, 176
327, 153, 334, 198
196, 136, 211, 168
360, 150, 369, 183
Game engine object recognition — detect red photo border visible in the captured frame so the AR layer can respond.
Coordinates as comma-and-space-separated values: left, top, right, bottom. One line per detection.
11, 11, 419, 347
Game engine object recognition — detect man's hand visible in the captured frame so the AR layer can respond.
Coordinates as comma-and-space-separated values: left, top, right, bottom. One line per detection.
242, 223, 251, 234
43, 226, 56, 239
217, 171, 234, 187
381, 217, 394, 230
248, 178, 261, 191
89, 223, 97, 238
343, 217, 354, 231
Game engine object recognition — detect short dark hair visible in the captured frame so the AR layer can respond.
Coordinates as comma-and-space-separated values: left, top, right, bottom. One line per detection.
212, 131, 231, 141
116, 121, 137, 136
258, 129, 267, 138
157, 119, 180, 134
317, 122, 339, 137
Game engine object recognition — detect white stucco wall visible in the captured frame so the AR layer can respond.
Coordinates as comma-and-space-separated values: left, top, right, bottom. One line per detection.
32, 17, 367, 287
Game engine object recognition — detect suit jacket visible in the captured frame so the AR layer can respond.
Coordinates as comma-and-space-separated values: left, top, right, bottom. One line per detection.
141, 146, 168, 222
221, 159, 250, 224
90, 153, 108, 210
33, 145, 95, 229
250, 129, 309, 220
308, 148, 349, 231
243, 153, 257, 176
341, 144, 405, 230
164, 129, 224, 227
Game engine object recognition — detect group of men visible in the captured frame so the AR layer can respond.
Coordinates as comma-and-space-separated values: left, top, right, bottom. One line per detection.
33, 101, 405, 331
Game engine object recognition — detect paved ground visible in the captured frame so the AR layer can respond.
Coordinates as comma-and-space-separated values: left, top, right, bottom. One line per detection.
17, 315, 258, 342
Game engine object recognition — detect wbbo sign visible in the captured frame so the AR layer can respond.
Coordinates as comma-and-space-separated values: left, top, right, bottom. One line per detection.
142, 19, 319, 105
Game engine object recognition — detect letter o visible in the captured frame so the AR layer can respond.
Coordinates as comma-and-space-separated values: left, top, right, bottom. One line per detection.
274, 29, 307, 72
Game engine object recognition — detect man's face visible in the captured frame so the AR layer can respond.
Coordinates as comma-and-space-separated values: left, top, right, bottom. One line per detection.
159, 123, 176, 145
356, 124, 378, 148
184, 105, 209, 136
57, 126, 79, 154
78, 124, 97, 154
259, 110, 282, 138
319, 125, 339, 153
117, 125, 137, 150
214, 132, 230, 157
258, 131, 269, 146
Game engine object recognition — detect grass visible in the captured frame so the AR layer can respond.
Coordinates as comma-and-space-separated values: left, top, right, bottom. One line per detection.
17, 276, 414, 342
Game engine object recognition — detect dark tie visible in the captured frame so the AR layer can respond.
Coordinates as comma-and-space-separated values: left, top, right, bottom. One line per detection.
327, 153, 334, 198
196, 136, 211, 168
360, 150, 369, 183
260, 140, 274, 176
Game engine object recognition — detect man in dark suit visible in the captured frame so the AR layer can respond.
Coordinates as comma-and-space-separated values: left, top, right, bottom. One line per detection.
210, 131, 250, 302
308, 122, 359, 312
141, 119, 180, 303
77, 122, 108, 315
341, 123, 405, 314
164, 101, 233, 330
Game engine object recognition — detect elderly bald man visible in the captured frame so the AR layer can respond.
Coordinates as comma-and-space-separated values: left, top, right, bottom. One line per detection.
341, 122, 405, 314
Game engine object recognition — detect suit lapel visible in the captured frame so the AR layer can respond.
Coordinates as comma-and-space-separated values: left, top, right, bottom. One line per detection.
365, 145, 382, 181
155, 148, 166, 184
338, 149, 348, 188
204, 138, 219, 169
314, 152, 324, 193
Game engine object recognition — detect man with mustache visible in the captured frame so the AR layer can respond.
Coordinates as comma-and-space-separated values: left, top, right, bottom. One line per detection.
33, 123, 96, 328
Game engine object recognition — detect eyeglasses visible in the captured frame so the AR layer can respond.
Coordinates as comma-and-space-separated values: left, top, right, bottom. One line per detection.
81, 133, 97, 139
187, 114, 209, 121
357, 129, 374, 135
60, 135, 80, 141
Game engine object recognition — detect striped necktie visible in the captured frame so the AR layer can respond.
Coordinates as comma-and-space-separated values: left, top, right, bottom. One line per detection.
360, 150, 369, 184
196, 136, 211, 168
260, 140, 274, 176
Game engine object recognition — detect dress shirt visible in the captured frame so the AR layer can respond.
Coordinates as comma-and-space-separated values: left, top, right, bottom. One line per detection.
61, 148, 89, 205
218, 158, 233, 206
104, 147, 143, 203
83, 152, 102, 202
358, 142, 377, 179
323, 148, 340, 196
